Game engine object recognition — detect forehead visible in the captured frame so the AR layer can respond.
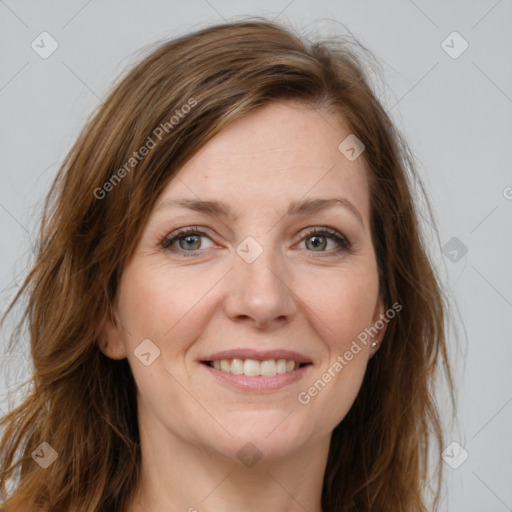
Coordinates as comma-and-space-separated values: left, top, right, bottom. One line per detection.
156, 101, 370, 222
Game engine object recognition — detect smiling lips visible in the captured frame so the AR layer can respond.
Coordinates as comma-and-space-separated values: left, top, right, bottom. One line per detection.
201, 349, 312, 378
206, 358, 305, 377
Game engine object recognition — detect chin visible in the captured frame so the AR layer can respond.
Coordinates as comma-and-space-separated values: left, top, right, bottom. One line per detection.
198, 411, 316, 463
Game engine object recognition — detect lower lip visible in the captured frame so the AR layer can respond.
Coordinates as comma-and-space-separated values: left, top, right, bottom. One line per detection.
200, 362, 311, 392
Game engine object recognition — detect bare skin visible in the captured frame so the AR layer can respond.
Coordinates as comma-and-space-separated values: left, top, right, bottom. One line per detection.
97, 100, 386, 512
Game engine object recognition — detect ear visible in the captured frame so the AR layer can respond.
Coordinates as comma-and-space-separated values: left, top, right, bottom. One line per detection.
96, 305, 128, 360
370, 297, 388, 353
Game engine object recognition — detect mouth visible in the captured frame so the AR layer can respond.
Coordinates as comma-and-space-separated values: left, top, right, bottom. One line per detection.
199, 349, 313, 391
201, 358, 312, 377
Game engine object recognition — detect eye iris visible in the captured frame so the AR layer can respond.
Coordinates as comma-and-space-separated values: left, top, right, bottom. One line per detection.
306, 235, 326, 251
180, 235, 201, 250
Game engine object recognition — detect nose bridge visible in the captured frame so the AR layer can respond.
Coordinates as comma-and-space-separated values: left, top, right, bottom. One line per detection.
236, 232, 286, 295
225, 231, 294, 326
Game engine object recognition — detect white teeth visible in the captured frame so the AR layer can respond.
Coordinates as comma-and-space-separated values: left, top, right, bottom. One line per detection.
210, 358, 303, 376
243, 359, 260, 376
230, 358, 244, 375
260, 360, 277, 376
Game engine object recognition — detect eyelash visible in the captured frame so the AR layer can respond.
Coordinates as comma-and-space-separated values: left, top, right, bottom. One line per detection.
160, 226, 352, 257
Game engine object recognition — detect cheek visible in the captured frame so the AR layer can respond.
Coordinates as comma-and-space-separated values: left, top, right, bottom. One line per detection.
297, 271, 376, 430
115, 265, 203, 401
117, 263, 209, 344
299, 262, 380, 350
300, 264, 379, 425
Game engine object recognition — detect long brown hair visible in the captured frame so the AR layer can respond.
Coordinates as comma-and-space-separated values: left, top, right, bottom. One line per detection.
0, 17, 455, 511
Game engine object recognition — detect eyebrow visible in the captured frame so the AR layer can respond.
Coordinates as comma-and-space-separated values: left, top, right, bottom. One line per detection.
154, 197, 365, 228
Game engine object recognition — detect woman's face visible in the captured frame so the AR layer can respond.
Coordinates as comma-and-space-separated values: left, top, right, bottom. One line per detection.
99, 101, 386, 462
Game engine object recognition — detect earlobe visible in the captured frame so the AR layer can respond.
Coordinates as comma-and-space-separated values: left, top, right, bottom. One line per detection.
369, 299, 388, 357
95, 308, 127, 360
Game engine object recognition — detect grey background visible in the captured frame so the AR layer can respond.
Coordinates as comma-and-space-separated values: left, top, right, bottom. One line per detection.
1, 1, 511, 510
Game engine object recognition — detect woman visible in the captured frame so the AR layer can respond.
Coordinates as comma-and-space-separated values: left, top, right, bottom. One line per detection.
0, 18, 455, 512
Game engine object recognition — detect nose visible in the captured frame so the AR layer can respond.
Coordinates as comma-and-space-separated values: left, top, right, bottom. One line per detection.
222, 239, 296, 330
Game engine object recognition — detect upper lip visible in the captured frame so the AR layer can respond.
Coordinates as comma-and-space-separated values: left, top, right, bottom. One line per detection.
201, 348, 312, 364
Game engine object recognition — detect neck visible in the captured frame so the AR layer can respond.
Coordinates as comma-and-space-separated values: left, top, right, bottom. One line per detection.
125, 407, 330, 512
